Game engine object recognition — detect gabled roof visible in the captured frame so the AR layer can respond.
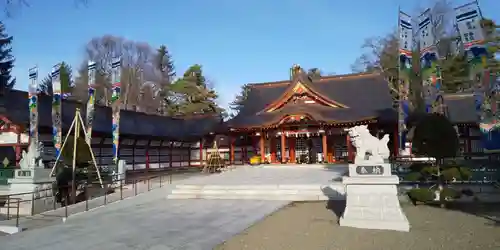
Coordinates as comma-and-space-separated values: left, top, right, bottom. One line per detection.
228, 72, 396, 129
259, 71, 348, 114
227, 72, 479, 129
0, 89, 223, 141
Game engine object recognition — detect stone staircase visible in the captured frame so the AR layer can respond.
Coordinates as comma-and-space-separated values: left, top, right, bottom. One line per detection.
167, 184, 346, 201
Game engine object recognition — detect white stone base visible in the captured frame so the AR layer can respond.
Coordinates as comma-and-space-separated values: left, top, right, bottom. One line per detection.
339, 175, 410, 232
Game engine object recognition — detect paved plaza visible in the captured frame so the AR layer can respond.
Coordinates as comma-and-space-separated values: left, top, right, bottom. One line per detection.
177, 164, 347, 185
0, 165, 346, 250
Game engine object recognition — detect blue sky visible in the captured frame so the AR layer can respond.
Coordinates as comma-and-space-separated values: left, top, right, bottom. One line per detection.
4, 0, 500, 109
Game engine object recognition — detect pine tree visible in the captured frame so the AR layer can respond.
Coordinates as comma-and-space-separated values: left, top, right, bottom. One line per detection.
0, 22, 15, 93
154, 45, 176, 115
155, 45, 175, 80
39, 62, 73, 97
230, 84, 250, 115
171, 64, 223, 115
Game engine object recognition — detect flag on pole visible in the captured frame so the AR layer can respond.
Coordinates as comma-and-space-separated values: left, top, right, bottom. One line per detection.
51, 64, 62, 158
111, 58, 122, 164
455, 1, 500, 152
28, 66, 39, 147
398, 10, 413, 152
417, 8, 442, 114
86, 60, 97, 145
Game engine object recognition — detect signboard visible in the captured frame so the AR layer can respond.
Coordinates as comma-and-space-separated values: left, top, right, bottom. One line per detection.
355, 165, 384, 175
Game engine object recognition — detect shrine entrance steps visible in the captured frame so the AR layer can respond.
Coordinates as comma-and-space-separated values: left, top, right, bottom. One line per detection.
167, 165, 347, 201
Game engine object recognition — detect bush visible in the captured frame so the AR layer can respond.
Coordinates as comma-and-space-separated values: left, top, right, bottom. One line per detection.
442, 167, 472, 181
404, 172, 423, 182
411, 113, 459, 160
441, 187, 462, 200
407, 188, 435, 204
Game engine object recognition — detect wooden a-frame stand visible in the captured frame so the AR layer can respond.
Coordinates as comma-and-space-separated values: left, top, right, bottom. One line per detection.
49, 108, 103, 204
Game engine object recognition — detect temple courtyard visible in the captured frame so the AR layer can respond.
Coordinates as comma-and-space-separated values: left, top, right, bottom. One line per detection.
0, 165, 499, 250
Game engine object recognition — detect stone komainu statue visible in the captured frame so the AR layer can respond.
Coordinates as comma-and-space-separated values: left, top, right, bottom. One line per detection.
346, 125, 390, 164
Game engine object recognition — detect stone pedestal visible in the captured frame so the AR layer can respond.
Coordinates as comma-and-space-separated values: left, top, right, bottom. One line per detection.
6, 168, 55, 216
339, 163, 410, 232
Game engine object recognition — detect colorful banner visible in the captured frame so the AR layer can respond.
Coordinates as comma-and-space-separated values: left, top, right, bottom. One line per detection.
455, 1, 500, 152
418, 8, 442, 114
111, 58, 122, 164
51, 64, 62, 158
398, 10, 413, 151
28, 66, 39, 147
86, 60, 97, 144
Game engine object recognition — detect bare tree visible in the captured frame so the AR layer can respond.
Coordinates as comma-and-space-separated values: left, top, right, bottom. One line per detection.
3, 0, 89, 17
351, 0, 467, 111
82, 35, 157, 111
73, 60, 111, 105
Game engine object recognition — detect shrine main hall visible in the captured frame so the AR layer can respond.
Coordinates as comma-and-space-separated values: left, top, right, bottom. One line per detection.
223, 65, 478, 164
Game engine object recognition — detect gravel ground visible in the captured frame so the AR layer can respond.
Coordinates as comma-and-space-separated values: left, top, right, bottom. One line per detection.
215, 201, 500, 250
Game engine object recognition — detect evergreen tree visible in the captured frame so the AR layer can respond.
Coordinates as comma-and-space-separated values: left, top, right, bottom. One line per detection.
481, 18, 500, 75
229, 84, 250, 115
307, 68, 322, 80
171, 64, 223, 115
0, 22, 15, 93
39, 62, 73, 97
154, 45, 176, 115
155, 45, 176, 80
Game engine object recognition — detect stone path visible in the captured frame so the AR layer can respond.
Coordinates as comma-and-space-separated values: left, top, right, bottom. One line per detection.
0, 186, 288, 250
0, 172, 201, 231
179, 164, 348, 185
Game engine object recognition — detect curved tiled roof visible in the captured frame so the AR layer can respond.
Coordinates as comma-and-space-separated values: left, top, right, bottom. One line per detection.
227, 72, 478, 129
0, 89, 223, 141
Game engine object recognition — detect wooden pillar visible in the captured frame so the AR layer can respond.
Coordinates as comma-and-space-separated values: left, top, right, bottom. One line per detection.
281, 131, 286, 163
169, 142, 173, 168
188, 146, 192, 167
132, 140, 136, 170
270, 137, 276, 163
289, 137, 296, 163
346, 134, 353, 163
259, 133, 265, 162
393, 127, 399, 157
322, 133, 327, 163
242, 135, 248, 163
145, 149, 150, 169
15, 132, 21, 167
230, 135, 235, 165
466, 126, 472, 153
199, 138, 203, 167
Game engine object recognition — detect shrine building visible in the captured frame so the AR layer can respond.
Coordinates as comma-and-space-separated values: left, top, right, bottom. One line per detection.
223, 65, 481, 164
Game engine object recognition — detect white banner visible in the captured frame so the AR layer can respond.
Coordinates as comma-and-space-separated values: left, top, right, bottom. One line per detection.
418, 8, 437, 54
454, 1, 485, 50
399, 11, 413, 53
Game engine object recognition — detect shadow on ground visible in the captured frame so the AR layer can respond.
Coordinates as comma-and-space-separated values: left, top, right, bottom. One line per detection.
325, 200, 346, 221
440, 202, 500, 227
